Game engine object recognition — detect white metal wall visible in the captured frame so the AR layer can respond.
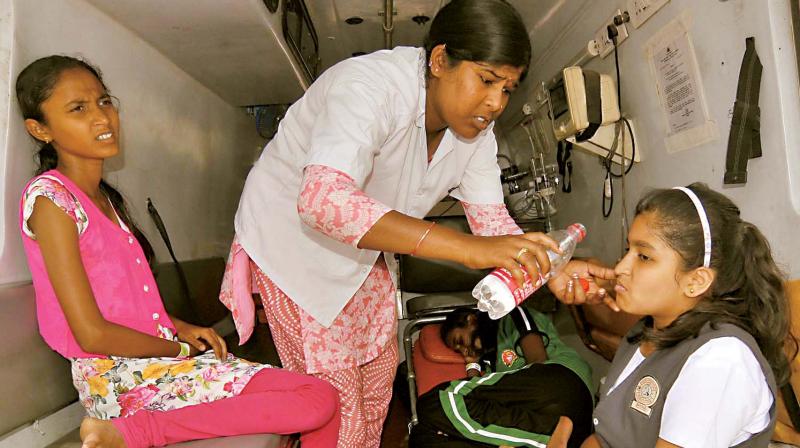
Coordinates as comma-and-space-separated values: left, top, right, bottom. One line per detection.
0, 0, 264, 284
499, 0, 800, 277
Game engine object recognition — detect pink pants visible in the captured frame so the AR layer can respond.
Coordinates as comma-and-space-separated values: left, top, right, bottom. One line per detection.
111, 368, 340, 448
255, 267, 399, 448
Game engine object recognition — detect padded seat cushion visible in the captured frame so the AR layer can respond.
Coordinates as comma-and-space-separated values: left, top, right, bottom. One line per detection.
412, 324, 466, 396
47, 429, 287, 447
419, 324, 464, 364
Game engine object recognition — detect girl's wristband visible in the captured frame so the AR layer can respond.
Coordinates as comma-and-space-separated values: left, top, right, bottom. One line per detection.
177, 341, 191, 359
465, 362, 481, 373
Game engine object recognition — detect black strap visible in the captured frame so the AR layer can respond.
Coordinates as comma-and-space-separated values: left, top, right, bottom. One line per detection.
146, 198, 192, 304
556, 141, 573, 193
724, 37, 762, 185
576, 70, 602, 142
781, 383, 800, 431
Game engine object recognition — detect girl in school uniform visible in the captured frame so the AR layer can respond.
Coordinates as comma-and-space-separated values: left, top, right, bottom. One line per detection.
16, 55, 340, 448
219, 1, 613, 446
564, 183, 791, 448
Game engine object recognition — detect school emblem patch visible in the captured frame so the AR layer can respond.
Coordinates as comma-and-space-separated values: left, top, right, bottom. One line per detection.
630, 376, 660, 417
501, 349, 517, 367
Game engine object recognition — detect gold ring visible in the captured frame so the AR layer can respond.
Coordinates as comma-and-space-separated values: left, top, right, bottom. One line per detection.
515, 247, 529, 261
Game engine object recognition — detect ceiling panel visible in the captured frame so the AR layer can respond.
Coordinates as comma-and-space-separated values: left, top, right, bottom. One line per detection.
306, 0, 444, 70
85, 0, 307, 106
82, 0, 582, 106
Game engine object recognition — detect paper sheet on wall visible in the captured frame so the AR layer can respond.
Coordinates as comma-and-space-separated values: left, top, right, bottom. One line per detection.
646, 14, 717, 153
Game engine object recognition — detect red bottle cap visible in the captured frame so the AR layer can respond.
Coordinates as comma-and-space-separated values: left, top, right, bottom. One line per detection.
568, 223, 587, 242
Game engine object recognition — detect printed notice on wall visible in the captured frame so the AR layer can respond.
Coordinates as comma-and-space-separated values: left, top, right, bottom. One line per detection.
646, 14, 717, 153
656, 35, 703, 132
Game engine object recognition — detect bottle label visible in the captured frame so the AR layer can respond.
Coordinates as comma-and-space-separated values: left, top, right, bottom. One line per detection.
489, 268, 542, 306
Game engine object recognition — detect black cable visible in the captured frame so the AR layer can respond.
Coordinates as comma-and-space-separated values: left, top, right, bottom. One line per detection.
613, 29, 621, 111
602, 31, 636, 178
602, 171, 613, 218
604, 117, 636, 177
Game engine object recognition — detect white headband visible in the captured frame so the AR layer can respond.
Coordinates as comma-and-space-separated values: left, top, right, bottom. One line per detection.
672, 187, 712, 268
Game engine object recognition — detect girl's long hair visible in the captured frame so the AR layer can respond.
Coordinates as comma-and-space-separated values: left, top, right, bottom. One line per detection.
16, 55, 154, 264
632, 182, 793, 385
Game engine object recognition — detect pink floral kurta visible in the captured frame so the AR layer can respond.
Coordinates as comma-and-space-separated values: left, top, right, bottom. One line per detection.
220, 165, 523, 374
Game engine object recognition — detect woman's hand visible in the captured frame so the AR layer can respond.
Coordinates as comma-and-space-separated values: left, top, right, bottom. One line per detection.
548, 259, 620, 311
459, 232, 561, 289
174, 319, 228, 360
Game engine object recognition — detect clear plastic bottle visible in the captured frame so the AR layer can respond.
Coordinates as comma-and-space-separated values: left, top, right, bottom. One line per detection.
474, 223, 587, 319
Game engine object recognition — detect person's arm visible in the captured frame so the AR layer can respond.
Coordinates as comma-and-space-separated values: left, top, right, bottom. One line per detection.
580, 435, 603, 448
297, 165, 561, 287
509, 307, 547, 363
29, 197, 198, 359
170, 315, 227, 359
361, 212, 559, 285
461, 202, 523, 237
518, 333, 547, 364
461, 200, 615, 308
549, 259, 620, 311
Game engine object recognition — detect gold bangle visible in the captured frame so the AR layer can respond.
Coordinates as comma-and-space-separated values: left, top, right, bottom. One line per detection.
410, 222, 436, 256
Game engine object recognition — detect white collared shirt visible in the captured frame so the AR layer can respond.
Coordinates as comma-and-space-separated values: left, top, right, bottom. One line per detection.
235, 47, 503, 327
607, 337, 772, 447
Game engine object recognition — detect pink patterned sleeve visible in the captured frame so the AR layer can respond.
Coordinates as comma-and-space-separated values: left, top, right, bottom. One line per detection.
297, 165, 392, 247
462, 201, 523, 237
218, 236, 255, 345
22, 176, 88, 239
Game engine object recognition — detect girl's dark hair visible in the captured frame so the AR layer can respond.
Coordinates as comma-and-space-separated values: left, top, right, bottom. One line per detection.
441, 308, 498, 365
424, 0, 531, 78
16, 55, 154, 264
632, 182, 793, 386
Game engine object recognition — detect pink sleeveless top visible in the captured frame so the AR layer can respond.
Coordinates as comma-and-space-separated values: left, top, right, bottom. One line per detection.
19, 169, 175, 358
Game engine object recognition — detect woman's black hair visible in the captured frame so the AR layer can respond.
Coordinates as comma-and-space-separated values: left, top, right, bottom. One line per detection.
424, 0, 532, 78
631, 182, 793, 386
16, 55, 154, 264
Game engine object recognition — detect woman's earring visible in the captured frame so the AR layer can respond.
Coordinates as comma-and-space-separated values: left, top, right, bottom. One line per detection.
689, 287, 695, 294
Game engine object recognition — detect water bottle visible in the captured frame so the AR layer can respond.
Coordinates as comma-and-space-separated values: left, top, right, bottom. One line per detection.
474, 223, 587, 319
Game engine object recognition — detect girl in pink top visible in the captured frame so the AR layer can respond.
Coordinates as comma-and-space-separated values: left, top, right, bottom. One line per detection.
16, 55, 340, 448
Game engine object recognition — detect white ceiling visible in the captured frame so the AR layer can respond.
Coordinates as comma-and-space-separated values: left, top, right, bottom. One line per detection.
84, 0, 581, 106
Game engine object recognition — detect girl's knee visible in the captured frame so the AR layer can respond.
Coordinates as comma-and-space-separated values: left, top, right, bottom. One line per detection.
305, 377, 341, 424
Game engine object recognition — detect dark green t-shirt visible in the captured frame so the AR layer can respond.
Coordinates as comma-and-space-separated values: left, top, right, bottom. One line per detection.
493, 307, 593, 392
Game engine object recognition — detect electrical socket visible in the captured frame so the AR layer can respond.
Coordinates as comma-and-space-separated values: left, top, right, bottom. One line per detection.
522, 102, 533, 116
594, 9, 629, 59
627, 0, 669, 29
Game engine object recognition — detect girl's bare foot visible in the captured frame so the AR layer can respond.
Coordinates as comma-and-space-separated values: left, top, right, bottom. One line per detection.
80, 417, 126, 448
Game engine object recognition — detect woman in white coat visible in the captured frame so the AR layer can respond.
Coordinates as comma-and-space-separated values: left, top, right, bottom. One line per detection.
220, 1, 614, 446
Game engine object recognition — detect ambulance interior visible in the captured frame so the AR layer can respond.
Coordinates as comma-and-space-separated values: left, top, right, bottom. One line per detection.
1, 0, 799, 447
